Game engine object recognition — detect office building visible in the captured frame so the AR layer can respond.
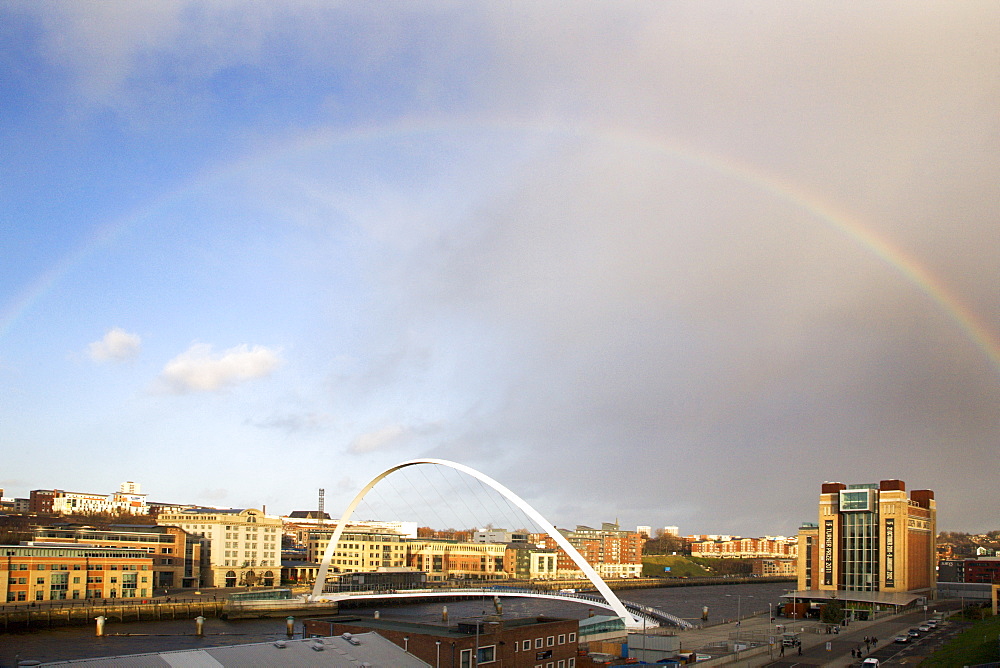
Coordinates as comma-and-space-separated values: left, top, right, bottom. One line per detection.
32, 524, 202, 589
2, 543, 154, 601
306, 526, 408, 573
156, 507, 281, 588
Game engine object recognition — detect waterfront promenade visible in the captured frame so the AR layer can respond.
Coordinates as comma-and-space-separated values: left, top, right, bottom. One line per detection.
672, 600, 959, 667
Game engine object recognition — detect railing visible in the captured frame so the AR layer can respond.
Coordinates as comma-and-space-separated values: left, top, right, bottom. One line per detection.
321, 585, 693, 629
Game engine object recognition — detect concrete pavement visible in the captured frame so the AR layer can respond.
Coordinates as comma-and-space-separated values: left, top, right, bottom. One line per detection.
667, 601, 956, 666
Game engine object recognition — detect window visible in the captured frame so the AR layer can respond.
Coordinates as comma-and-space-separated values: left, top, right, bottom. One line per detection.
547, 636, 554, 647
568, 633, 576, 642
558, 634, 565, 644
558, 662, 565, 668
568, 659, 576, 667
522, 640, 531, 651
535, 638, 543, 649
460, 648, 473, 668
477, 645, 496, 664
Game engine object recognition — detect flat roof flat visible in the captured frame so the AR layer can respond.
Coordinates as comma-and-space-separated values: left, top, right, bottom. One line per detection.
781, 589, 927, 606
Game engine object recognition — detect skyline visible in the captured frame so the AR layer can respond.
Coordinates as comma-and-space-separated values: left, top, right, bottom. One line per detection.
1, 3, 998, 536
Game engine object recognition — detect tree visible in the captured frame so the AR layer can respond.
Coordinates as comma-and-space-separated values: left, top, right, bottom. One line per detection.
820, 600, 844, 625
643, 530, 689, 555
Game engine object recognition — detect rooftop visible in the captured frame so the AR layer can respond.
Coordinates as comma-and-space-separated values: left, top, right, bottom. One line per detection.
313, 615, 577, 639
37, 631, 429, 667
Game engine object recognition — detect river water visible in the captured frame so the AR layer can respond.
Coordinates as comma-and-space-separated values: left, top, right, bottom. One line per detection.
0, 582, 791, 665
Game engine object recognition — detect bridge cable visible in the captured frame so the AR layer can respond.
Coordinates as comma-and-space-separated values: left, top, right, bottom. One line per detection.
415, 465, 465, 532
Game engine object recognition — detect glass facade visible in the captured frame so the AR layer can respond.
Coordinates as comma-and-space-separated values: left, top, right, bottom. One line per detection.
839, 510, 878, 591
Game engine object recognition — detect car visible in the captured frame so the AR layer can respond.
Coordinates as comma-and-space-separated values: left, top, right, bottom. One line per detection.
861, 658, 880, 667
893, 635, 910, 643
907, 628, 921, 638
925, 619, 938, 628
918, 624, 932, 632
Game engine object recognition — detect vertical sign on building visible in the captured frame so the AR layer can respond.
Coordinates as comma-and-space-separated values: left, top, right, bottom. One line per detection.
884, 517, 895, 588
823, 519, 834, 586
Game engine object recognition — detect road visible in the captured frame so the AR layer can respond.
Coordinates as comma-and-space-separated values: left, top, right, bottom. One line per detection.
761, 602, 962, 667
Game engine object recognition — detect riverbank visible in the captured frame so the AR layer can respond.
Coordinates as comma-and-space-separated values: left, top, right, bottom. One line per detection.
0, 577, 792, 634
0, 597, 342, 631
0, 582, 790, 665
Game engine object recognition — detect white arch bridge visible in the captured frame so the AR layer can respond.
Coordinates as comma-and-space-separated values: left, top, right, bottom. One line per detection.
308, 458, 692, 630
312, 587, 693, 629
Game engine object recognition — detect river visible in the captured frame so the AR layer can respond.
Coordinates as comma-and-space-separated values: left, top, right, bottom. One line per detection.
0, 582, 791, 665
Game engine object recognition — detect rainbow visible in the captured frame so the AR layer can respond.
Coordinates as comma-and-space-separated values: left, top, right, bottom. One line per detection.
3, 119, 997, 374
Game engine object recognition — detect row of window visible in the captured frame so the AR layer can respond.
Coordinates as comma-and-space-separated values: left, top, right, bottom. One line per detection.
7, 575, 150, 585
461, 643, 576, 667
514, 633, 576, 651
220, 559, 275, 567
3, 564, 149, 571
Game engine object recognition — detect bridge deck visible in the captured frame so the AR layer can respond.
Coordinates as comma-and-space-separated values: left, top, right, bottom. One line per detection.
312, 587, 693, 629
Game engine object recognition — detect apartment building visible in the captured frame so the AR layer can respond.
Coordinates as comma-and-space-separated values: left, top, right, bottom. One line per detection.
503, 543, 561, 579
28, 482, 149, 516
691, 536, 798, 559
2, 543, 154, 601
537, 522, 645, 579
156, 507, 281, 588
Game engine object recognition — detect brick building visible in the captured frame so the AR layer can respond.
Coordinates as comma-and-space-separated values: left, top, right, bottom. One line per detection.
31, 524, 202, 589
537, 522, 645, 579
790, 479, 936, 618
691, 536, 797, 559
304, 615, 580, 668
2, 543, 154, 601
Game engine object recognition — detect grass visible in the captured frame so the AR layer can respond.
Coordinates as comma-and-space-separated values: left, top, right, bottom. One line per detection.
641, 555, 712, 578
921, 611, 1000, 667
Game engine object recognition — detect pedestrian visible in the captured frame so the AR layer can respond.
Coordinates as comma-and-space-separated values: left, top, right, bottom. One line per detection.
797, 644, 802, 655
851, 648, 856, 658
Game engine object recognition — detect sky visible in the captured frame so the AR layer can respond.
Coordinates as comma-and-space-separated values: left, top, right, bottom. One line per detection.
1, 1, 998, 536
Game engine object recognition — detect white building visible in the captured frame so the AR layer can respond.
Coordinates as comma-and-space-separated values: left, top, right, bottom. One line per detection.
157, 507, 282, 588
473, 528, 530, 543
50, 482, 148, 515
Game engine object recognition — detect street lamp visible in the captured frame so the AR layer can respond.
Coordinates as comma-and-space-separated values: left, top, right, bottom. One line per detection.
726, 594, 754, 624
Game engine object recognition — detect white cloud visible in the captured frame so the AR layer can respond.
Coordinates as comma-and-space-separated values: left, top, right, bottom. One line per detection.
158, 343, 282, 394
349, 425, 407, 454
88, 327, 141, 362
